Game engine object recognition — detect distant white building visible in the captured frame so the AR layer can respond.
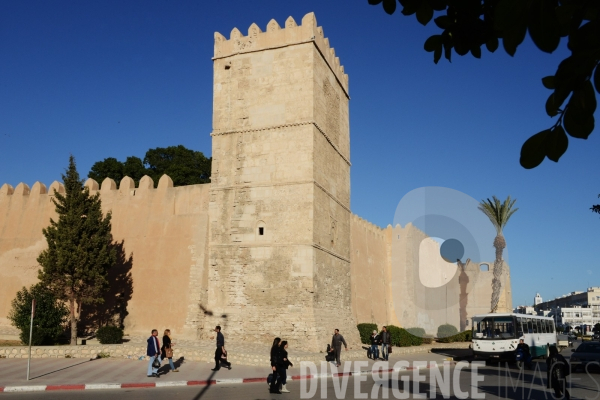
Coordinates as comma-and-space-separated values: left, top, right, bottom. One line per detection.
534, 293, 543, 306
557, 306, 599, 334
514, 305, 536, 315
535, 287, 600, 333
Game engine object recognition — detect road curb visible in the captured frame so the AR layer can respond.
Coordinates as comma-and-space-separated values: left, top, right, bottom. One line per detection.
0, 361, 453, 393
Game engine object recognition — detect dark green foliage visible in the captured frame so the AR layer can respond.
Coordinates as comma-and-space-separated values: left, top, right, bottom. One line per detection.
592, 195, 600, 216
8, 284, 69, 345
406, 327, 425, 346
437, 324, 459, 338
385, 325, 405, 347
357, 323, 378, 344
385, 325, 423, 347
88, 145, 211, 187
38, 156, 117, 345
437, 330, 473, 343
144, 145, 211, 186
88, 157, 126, 185
368, 0, 600, 168
96, 326, 124, 344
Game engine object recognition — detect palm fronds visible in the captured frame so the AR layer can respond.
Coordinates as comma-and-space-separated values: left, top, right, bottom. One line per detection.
478, 196, 518, 235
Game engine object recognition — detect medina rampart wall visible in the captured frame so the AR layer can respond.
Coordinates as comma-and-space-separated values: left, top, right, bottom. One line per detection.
0, 176, 210, 340
350, 218, 513, 335
0, 176, 513, 340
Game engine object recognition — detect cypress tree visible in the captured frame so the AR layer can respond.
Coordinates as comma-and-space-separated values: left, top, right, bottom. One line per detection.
38, 155, 116, 345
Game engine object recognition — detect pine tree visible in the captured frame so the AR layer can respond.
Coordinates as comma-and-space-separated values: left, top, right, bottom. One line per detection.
38, 155, 116, 345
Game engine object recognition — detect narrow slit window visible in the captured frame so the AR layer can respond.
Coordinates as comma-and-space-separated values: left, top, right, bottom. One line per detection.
258, 227, 264, 236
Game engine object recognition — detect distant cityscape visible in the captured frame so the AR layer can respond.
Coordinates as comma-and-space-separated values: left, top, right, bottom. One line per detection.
513, 287, 600, 334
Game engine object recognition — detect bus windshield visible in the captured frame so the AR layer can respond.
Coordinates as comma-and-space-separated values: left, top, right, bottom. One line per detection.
473, 316, 516, 340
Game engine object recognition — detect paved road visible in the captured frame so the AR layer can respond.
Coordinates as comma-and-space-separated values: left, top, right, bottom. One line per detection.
3, 359, 599, 399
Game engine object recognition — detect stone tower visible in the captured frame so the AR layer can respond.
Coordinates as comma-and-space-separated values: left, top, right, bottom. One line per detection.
205, 12, 358, 349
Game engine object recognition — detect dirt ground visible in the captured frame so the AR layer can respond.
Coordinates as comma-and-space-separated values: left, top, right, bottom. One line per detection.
0, 340, 22, 346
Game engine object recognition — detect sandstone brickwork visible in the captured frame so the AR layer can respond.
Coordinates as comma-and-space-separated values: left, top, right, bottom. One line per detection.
0, 177, 210, 339
0, 12, 512, 348
206, 12, 357, 350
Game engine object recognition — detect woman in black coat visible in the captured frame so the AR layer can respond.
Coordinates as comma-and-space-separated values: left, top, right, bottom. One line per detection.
546, 345, 570, 399
269, 337, 281, 394
276, 341, 293, 393
161, 329, 179, 372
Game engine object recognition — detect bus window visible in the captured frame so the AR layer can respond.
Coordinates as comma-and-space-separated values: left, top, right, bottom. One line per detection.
535, 319, 541, 334
550, 320, 555, 333
526, 319, 532, 333
541, 320, 547, 333
531, 319, 538, 333
493, 317, 515, 339
517, 317, 524, 335
473, 318, 494, 338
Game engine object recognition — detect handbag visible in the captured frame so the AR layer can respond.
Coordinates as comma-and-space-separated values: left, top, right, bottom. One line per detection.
152, 356, 161, 369
388, 345, 392, 354
165, 346, 174, 358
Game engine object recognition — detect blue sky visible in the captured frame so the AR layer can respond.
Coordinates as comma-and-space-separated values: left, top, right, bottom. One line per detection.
1, 1, 598, 307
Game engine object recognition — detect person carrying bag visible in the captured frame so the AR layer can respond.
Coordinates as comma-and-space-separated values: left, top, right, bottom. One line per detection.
161, 329, 179, 372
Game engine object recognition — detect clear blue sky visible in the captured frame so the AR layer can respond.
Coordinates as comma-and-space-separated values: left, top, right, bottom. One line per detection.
1, 1, 598, 307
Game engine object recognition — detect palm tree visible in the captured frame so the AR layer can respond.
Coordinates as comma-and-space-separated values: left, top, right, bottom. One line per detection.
478, 196, 518, 313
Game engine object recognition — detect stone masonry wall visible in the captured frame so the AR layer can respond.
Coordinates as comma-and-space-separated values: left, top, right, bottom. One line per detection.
0, 175, 210, 340
350, 219, 513, 334
206, 13, 359, 350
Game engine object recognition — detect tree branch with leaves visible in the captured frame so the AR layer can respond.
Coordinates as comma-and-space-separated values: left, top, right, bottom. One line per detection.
368, 0, 599, 168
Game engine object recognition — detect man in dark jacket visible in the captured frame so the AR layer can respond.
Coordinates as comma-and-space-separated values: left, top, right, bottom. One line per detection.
330, 329, 348, 367
146, 329, 161, 377
212, 326, 231, 371
380, 326, 391, 361
516, 339, 532, 369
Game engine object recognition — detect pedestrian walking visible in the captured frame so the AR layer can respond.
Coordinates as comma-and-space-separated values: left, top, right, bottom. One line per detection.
329, 329, 348, 367
546, 345, 570, 399
370, 330, 380, 360
161, 329, 179, 372
276, 340, 293, 393
146, 329, 161, 378
380, 326, 391, 361
211, 325, 231, 371
269, 337, 281, 394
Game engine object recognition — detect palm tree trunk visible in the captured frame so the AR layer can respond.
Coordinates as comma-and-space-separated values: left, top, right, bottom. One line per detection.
490, 234, 506, 313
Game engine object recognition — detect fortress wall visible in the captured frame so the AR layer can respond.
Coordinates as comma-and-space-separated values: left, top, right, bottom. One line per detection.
349, 217, 513, 335
349, 215, 394, 328
0, 177, 210, 339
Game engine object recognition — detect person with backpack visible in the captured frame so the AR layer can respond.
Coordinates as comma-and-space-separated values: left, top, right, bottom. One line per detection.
370, 330, 380, 360
269, 337, 281, 394
546, 345, 570, 399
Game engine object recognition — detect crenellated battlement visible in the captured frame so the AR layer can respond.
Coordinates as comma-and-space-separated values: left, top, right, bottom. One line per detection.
214, 12, 349, 94
351, 213, 386, 238
1, 174, 179, 199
